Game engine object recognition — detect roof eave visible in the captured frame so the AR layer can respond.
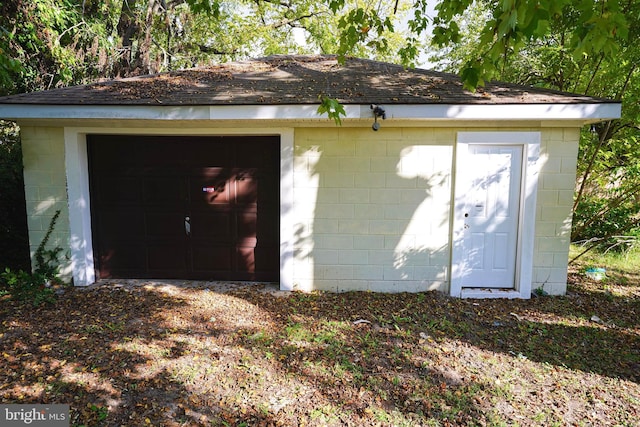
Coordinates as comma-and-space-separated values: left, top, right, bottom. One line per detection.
0, 102, 621, 123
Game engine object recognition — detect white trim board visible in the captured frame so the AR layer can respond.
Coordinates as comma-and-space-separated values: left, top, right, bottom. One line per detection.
63, 127, 295, 290
450, 131, 540, 299
1, 102, 620, 122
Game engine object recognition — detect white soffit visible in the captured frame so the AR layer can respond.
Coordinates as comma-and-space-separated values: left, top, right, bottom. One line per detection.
0, 102, 621, 121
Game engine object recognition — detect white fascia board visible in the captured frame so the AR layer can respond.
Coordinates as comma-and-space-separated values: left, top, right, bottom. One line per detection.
0, 104, 360, 121
381, 103, 621, 121
0, 102, 620, 121
0, 105, 211, 120
208, 104, 361, 120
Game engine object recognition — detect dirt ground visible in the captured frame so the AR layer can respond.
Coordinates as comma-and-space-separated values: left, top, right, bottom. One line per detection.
1, 271, 638, 426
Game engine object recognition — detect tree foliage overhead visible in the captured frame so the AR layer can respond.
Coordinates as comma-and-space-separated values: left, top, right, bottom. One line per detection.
430, 0, 632, 89
0, 0, 412, 96
322, 0, 635, 91
2, 1, 633, 93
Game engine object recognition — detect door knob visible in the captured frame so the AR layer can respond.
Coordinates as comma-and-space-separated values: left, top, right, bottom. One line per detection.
464, 213, 469, 218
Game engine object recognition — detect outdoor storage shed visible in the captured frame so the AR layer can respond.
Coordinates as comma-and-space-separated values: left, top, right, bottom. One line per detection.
0, 55, 621, 298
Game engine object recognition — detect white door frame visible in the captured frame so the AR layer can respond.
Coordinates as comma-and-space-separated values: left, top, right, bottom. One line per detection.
451, 131, 540, 299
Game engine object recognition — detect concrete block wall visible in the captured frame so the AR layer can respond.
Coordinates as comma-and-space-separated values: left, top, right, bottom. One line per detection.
293, 127, 453, 292
17, 124, 579, 295
20, 126, 72, 280
294, 126, 580, 295
533, 128, 580, 295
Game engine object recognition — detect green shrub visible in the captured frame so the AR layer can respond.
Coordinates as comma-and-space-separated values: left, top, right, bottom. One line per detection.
34, 210, 63, 279
572, 194, 640, 252
0, 209, 63, 306
0, 268, 55, 306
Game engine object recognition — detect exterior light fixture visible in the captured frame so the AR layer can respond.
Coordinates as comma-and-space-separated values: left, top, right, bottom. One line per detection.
370, 104, 386, 131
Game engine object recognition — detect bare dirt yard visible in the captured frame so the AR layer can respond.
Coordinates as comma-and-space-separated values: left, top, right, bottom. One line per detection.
1, 269, 638, 426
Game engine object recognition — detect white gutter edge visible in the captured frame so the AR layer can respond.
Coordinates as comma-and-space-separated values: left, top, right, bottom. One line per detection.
0, 102, 621, 121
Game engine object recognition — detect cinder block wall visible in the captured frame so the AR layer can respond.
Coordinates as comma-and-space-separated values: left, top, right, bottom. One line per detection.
293, 126, 579, 295
20, 126, 72, 281
293, 127, 454, 292
533, 128, 580, 295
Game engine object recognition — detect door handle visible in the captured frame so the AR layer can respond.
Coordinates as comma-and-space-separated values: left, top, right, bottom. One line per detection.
184, 216, 191, 236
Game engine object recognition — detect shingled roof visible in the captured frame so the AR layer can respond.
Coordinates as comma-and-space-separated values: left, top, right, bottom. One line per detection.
0, 55, 614, 106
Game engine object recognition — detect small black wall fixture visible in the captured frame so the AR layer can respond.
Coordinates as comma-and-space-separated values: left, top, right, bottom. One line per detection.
370, 104, 386, 131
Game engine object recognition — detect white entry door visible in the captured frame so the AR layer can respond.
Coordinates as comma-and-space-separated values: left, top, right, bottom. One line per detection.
456, 144, 523, 288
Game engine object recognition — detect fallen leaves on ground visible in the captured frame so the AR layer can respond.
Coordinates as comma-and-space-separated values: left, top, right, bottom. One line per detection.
0, 271, 638, 426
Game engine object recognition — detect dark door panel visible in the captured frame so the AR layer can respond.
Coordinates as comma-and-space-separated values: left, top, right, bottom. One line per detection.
97, 208, 145, 237
147, 245, 188, 271
95, 177, 141, 204
145, 213, 185, 238
98, 244, 147, 277
142, 177, 186, 205
88, 135, 280, 281
190, 212, 234, 240
191, 246, 234, 279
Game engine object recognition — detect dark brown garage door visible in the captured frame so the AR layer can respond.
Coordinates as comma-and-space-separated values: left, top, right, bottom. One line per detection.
88, 135, 280, 281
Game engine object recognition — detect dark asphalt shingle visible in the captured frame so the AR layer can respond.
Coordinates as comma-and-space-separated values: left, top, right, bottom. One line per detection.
0, 55, 614, 106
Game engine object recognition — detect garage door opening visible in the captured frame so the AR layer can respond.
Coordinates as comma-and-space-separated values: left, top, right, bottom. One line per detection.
88, 135, 280, 282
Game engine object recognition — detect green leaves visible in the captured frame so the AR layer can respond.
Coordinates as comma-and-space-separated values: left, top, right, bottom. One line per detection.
328, 0, 346, 13
335, 6, 395, 58
425, 0, 632, 89
570, 4, 629, 61
0, 268, 55, 306
317, 96, 347, 125
460, 64, 483, 90
185, 0, 221, 17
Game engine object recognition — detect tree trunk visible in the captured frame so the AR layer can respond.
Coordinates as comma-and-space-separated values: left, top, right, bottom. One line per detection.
116, 0, 141, 76
139, 0, 156, 74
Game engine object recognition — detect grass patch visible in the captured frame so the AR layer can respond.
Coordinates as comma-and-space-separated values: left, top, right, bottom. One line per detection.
570, 244, 640, 278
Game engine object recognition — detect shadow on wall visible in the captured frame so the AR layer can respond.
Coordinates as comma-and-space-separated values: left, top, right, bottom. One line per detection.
295, 133, 453, 292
